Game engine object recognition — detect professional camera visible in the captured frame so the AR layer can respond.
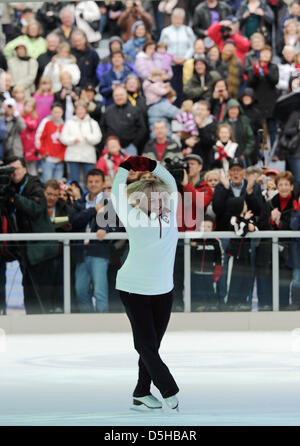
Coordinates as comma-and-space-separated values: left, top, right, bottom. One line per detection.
0, 163, 15, 209
164, 157, 189, 185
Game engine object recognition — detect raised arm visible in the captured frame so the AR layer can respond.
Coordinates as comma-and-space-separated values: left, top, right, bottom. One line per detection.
111, 166, 132, 228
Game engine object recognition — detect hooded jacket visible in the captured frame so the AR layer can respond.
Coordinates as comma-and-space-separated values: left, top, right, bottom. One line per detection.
221, 98, 255, 164
183, 62, 221, 102
4, 34, 47, 60
7, 40, 38, 97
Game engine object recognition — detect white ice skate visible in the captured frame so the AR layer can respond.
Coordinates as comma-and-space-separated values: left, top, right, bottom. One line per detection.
164, 394, 179, 412
131, 394, 163, 411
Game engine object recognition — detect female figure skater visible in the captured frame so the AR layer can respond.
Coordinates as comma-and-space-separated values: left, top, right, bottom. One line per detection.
111, 156, 179, 411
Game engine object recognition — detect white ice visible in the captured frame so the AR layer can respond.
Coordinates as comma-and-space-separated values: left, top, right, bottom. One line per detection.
1, 330, 300, 426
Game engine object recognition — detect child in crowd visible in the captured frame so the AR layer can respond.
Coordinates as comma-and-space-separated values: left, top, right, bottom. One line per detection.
12, 85, 26, 115
213, 123, 238, 172
153, 41, 173, 79
175, 99, 198, 138
20, 97, 39, 176
33, 76, 54, 124
143, 69, 170, 105
96, 136, 129, 178
191, 215, 224, 311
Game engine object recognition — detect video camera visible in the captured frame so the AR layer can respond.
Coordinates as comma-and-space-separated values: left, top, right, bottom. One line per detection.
164, 157, 189, 185
0, 163, 15, 209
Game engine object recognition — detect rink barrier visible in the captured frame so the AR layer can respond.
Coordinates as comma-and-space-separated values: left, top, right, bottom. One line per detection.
0, 231, 299, 314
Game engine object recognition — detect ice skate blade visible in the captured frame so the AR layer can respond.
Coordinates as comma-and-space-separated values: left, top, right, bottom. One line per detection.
130, 405, 164, 413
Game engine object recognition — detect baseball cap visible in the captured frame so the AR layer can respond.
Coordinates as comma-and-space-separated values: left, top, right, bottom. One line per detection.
265, 168, 280, 176
184, 154, 203, 165
229, 157, 244, 169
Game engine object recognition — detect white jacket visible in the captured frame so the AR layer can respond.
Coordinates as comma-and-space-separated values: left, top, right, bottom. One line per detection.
111, 163, 178, 295
43, 57, 81, 93
75, 1, 101, 44
60, 114, 102, 164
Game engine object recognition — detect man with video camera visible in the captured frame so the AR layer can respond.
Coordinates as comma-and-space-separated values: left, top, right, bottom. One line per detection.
2, 156, 59, 314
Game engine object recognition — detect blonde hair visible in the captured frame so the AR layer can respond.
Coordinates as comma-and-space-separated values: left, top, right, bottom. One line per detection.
127, 178, 171, 209
22, 97, 37, 119
181, 100, 194, 113
57, 42, 76, 63
37, 75, 53, 95
12, 85, 25, 98
59, 70, 72, 82
284, 18, 300, 34
217, 123, 233, 139
204, 169, 220, 182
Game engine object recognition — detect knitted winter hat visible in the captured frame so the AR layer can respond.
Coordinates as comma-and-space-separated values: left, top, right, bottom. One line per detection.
131, 20, 145, 36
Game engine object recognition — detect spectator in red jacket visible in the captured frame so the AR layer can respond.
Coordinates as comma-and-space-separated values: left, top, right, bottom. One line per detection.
35, 102, 66, 182
20, 97, 39, 176
207, 15, 250, 64
178, 153, 214, 231
96, 136, 129, 178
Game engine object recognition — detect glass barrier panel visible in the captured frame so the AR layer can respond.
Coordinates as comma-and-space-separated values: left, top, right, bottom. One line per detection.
278, 238, 300, 311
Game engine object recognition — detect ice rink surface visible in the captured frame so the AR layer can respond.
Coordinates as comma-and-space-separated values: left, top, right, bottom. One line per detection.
1, 330, 300, 426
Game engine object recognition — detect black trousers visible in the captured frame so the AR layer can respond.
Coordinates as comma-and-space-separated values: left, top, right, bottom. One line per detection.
119, 290, 179, 399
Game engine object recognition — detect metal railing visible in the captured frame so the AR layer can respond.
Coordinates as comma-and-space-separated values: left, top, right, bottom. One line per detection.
0, 231, 299, 313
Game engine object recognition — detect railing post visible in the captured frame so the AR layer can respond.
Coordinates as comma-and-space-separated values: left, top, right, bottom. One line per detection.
63, 240, 71, 314
183, 236, 191, 313
272, 237, 279, 311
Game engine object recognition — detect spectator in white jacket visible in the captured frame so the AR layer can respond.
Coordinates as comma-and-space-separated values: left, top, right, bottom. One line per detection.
43, 42, 81, 93
8, 40, 38, 98
60, 100, 102, 186
276, 45, 297, 94
74, 1, 101, 46
160, 8, 195, 107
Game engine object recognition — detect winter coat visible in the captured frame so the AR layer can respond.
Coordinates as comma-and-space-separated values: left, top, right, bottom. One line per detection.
143, 79, 169, 106
221, 98, 255, 164
191, 238, 224, 273
207, 23, 250, 64
96, 149, 129, 178
36, 2, 64, 35
160, 25, 196, 59
4, 34, 47, 60
213, 180, 264, 230
153, 52, 173, 78
123, 37, 146, 64
281, 110, 300, 159
36, 49, 57, 87
35, 116, 66, 161
0, 119, 6, 161
72, 46, 100, 87
60, 115, 102, 164
183, 70, 221, 103
43, 57, 81, 93
74, 1, 101, 44
142, 137, 182, 164
147, 98, 180, 136
135, 51, 159, 81
276, 62, 297, 93
287, 211, 300, 269
53, 25, 77, 44
193, 1, 232, 38
193, 116, 218, 171
3, 115, 26, 161
33, 93, 54, 124
213, 139, 239, 172
8, 42, 38, 97
117, 8, 152, 43
20, 114, 39, 162
102, 101, 147, 149
247, 62, 279, 118
236, 0, 274, 40
99, 66, 135, 105
13, 174, 59, 266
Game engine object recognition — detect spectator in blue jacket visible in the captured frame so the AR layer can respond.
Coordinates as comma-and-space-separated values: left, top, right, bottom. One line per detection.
99, 50, 136, 105
123, 20, 151, 63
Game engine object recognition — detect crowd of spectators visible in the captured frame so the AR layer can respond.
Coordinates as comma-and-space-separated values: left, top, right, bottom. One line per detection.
0, 0, 300, 316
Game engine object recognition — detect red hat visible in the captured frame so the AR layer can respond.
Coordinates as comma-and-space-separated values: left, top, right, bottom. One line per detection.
265, 169, 280, 176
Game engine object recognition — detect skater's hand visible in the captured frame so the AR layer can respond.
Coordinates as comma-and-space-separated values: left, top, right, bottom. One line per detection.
96, 229, 106, 241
